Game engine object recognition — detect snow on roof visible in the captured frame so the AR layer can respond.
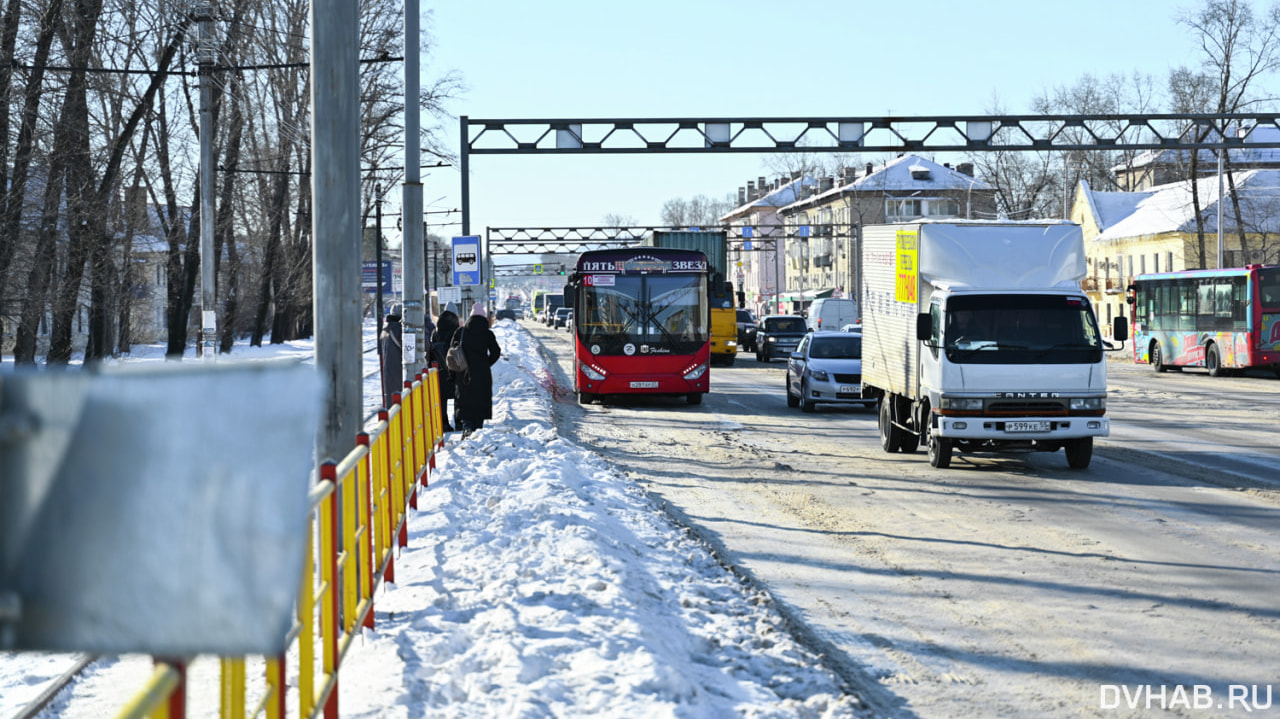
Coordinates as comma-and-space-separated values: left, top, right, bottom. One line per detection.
719, 175, 820, 221
1114, 125, 1280, 172
1091, 168, 1280, 242
775, 154, 993, 213
1078, 179, 1151, 233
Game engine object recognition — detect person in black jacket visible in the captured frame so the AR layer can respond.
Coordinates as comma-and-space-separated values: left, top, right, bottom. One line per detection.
451, 302, 502, 435
380, 310, 403, 408
430, 302, 461, 432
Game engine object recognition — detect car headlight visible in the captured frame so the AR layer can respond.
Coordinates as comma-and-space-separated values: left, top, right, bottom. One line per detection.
580, 362, 606, 381
766, 336, 776, 343
940, 396, 984, 411
1070, 397, 1105, 411
807, 368, 829, 381
683, 363, 708, 381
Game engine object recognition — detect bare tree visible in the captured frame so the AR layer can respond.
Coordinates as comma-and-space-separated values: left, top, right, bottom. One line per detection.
1176, 0, 1280, 267
1031, 71, 1161, 209
660, 194, 734, 227
967, 95, 1061, 220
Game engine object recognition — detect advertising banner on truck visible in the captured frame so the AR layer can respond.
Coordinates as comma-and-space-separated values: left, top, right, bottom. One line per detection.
895, 229, 918, 304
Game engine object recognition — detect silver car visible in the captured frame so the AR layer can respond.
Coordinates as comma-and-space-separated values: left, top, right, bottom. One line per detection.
786, 331, 873, 412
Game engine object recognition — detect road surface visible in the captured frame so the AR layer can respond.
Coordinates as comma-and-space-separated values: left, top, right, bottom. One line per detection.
528, 320, 1280, 719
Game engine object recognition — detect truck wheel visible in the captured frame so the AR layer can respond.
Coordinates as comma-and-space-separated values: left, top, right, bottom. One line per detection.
1206, 344, 1224, 377
1065, 437, 1093, 469
927, 432, 951, 469
1151, 342, 1167, 372
878, 398, 902, 453
800, 381, 816, 413
723, 353, 735, 367
924, 407, 951, 468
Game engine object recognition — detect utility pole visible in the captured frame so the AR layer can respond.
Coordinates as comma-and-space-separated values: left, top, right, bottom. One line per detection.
311, 0, 361, 466
401, 0, 425, 376
375, 182, 385, 353
195, 2, 216, 360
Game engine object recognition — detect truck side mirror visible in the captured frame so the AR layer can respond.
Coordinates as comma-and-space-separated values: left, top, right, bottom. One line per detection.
1112, 316, 1128, 342
562, 285, 574, 308
916, 313, 931, 341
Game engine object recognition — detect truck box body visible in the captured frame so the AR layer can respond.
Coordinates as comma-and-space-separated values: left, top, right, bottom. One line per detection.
643, 230, 739, 363
642, 231, 728, 281
861, 220, 1117, 470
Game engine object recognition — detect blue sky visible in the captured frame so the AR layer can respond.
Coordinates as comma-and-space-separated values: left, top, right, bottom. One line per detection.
409, 0, 1204, 243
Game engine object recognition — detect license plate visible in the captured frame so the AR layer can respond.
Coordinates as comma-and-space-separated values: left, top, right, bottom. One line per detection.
630, 381, 659, 389
839, 385, 860, 394
1006, 421, 1050, 433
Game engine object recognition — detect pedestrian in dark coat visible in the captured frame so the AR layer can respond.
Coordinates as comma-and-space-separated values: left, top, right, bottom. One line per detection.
380, 311, 404, 408
452, 303, 502, 433
430, 303, 461, 432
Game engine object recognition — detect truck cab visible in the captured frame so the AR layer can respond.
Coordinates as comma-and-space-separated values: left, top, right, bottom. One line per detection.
911, 290, 1127, 468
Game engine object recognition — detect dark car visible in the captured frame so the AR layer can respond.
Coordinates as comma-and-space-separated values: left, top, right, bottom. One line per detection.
552, 307, 573, 329
495, 308, 517, 321
736, 309, 758, 352
755, 314, 808, 363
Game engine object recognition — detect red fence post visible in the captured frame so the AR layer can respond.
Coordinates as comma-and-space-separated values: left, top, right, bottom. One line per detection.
378, 408, 395, 585
320, 462, 340, 719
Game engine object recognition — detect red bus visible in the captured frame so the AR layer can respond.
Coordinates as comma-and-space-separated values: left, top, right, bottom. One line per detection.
565, 248, 711, 405
1127, 264, 1280, 376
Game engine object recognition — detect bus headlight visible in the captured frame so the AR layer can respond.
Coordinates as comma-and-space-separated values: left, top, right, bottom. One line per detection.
683, 363, 708, 381
580, 362, 606, 381
1070, 397, 1105, 411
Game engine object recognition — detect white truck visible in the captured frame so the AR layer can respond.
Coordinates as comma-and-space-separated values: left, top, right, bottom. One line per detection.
861, 220, 1128, 469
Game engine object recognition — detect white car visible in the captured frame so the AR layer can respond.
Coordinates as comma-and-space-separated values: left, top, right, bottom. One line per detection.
785, 331, 873, 412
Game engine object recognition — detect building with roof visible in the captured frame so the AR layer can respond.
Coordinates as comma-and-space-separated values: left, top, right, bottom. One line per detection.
1114, 125, 1280, 191
1071, 170, 1280, 333
718, 173, 819, 316
771, 155, 996, 314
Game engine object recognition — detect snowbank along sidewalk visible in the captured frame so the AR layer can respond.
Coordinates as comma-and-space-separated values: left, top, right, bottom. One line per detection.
338, 321, 869, 718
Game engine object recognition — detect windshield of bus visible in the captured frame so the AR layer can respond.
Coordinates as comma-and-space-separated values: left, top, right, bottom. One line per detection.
1261, 267, 1280, 311
577, 273, 708, 355
943, 294, 1102, 365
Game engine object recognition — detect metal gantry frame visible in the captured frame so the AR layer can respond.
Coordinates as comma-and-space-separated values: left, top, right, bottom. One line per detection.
459, 112, 1280, 294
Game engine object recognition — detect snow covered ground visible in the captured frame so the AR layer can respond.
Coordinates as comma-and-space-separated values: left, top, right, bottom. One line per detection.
0, 319, 868, 718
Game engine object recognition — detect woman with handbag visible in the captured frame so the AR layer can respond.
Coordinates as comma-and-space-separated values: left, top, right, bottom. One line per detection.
429, 303, 461, 432
450, 302, 502, 435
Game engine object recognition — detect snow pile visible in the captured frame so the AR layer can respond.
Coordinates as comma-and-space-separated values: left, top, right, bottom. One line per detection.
338, 321, 866, 718
1, 320, 867, 718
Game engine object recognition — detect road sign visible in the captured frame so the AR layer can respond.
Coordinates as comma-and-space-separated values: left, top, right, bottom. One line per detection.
452, 236, 481, 286
362, 261, 393, 293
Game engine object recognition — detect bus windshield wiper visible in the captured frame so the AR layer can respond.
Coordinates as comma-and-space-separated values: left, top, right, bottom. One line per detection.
644, 289, 686, 348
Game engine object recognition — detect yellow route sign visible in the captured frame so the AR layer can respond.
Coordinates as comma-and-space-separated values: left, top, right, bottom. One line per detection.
895, 229, 918, 304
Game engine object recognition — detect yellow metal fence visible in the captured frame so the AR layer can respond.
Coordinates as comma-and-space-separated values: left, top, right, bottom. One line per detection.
116, 367, 443, 719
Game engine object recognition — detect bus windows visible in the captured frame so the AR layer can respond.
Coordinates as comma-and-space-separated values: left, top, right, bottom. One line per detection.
1261, 267, 1280, 310
1178, 283, 1196, 331
1231, 277, 1249, 330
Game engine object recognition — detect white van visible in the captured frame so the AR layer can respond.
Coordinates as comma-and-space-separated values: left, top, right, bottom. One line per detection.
807, 298, 859, 331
